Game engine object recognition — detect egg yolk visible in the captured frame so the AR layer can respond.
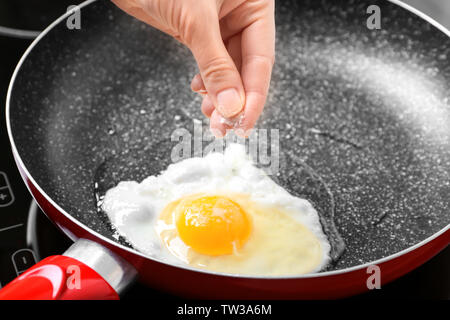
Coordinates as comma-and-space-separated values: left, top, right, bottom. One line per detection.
175, 195, 251, 256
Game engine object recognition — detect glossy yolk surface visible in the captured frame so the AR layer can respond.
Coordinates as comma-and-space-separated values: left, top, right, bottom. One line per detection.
174, 195, 251, 256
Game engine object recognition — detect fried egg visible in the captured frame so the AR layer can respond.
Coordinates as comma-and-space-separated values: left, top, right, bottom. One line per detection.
102, 144, 331, 276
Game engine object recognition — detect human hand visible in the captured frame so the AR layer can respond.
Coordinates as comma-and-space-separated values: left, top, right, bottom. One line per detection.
111, 0, 275, 137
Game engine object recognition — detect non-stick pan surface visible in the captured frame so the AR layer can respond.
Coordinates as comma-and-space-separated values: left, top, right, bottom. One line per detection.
7, 0, 450, 274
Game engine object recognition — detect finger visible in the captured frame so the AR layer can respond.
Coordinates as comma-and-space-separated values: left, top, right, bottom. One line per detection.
201, 95, 215, 117
218, 0, 247, 19
226, 33, 242, 72
219, 0, 261, 42
191, 73, 207, 94
238, 1, 275, 131
234, 93, 263, 137
187, 12, 245, 119
190, 32, 242, 95
210, 109, 234, 138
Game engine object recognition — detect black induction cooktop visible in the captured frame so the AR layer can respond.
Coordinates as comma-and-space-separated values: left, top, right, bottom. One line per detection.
0, 2, 448, 300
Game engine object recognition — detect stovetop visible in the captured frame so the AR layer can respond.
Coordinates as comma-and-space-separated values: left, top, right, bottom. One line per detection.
0, 2, 448, 300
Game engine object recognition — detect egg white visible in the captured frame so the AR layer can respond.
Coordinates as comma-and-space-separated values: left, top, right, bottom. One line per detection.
102, 143, 331, 274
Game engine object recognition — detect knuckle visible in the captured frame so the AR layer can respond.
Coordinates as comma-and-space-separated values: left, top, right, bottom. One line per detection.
201, 56, 235, 81
179, 16, 199, 45
245, 54, 275, 67
179, 5, 216, 46
247, 89, 268, 101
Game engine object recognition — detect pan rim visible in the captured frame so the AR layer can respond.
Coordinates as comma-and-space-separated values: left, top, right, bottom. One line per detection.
5, 0, 450, 280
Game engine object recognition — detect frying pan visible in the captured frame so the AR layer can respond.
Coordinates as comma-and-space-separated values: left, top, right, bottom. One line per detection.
1, 0, 449, 299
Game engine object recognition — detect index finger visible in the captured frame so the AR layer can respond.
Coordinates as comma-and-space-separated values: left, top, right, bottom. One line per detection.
238, 0, 275, 134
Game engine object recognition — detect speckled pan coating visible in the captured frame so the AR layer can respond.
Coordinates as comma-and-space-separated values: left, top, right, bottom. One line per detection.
8, 0, 450, 270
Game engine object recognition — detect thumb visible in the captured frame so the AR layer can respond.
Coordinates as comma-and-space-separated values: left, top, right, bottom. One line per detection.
187, 22, 245, 118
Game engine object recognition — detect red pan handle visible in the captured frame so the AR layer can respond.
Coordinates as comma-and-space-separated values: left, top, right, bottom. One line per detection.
0, 239, 136, 300
0, 255, 119, 300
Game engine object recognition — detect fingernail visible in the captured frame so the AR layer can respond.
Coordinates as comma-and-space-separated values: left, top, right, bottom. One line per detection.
191, 74, 204, 92
216, 88, 243, 118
